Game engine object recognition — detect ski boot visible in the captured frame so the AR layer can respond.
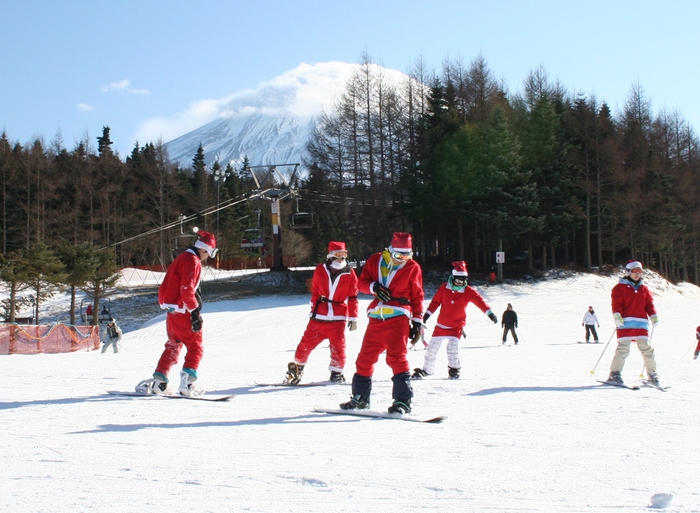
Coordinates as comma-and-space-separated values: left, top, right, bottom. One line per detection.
178, 370, 203, 397
329, 371, 346, 383
339, 394, 369, 410
607, 371, 624, 385
448, 367, 460, 380
647, 371, 661, 387
411, 368, 428, 379
284, 362, 304, 385
388, 399, 411, 414
694, 352, 699, 360
135, 373, 168, 395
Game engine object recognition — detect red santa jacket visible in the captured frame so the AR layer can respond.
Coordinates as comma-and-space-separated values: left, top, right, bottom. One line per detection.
358, 250, 424, 323
308, 262, 359, 322
611, 277, 656, 340
426, 283, 492, 330
158, 248, 202, 314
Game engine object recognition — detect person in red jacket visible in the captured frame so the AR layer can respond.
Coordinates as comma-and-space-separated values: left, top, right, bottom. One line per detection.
412, 261, 497, 380
339, 232, 424, 414
607, 261, 660, 386
136, 228, 217, 397
694, 326, 700, 360
284, 241, 359, 384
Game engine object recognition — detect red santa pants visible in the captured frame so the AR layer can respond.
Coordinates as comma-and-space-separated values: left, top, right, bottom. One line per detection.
155, 312, 203, 379
294, 319, 346, 371
355, 316, 410, 376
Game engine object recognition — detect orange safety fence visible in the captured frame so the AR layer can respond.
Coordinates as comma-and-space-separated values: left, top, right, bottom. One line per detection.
0, 323, 100, 355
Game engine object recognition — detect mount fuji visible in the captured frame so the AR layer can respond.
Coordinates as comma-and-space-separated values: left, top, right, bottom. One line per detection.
161, 61, 410, 171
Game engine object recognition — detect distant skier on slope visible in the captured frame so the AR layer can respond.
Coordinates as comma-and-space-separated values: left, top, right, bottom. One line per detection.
582, 305, 600, 343
501, 303, 518, 345
284, 241, 359, 385
607, 261, 660, 386
412, 261, 497, 380
694, 325, 700, 360
340, 232, 424, 414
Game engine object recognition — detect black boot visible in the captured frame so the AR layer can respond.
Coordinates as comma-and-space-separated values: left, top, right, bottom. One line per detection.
411, 368, 428, 379
388, 399, 411, 414
329, 371, 346, 383
340, 394, 370, 410
448, 367, 460, 379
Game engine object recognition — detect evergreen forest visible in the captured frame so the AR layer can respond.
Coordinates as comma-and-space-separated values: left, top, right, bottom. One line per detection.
2, 53, 700, 284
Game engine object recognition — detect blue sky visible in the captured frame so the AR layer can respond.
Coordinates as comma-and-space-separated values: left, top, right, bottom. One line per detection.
2, 0, 699, 157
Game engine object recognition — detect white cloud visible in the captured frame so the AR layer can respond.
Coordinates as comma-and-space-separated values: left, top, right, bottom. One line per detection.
101, 79, 150, 95
77, 103, 93, 112
133, 61, 410, 146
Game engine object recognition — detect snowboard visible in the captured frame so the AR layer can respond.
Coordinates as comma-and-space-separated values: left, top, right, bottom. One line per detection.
254, 381, 347, 387
107, 390, 235, 401
314, 407, 447, 423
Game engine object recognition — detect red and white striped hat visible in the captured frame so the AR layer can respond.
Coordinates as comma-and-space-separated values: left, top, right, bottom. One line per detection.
452, 261, 468, 277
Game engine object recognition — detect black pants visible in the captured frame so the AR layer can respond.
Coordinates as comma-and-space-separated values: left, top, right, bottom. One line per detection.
502, 326, 518, 343
585, 325, 599, 342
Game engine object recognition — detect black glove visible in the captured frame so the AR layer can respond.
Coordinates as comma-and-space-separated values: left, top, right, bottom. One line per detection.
488, 312, 498, 324
409, 320, 422, 340
191, 310, 203, 332
423, 313, 431, 323
372, 283, 392, 302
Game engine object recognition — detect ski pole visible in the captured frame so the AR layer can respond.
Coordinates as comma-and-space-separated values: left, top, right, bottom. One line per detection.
681, 338, 698, 360
639, 324, 655, 378
589, 328, 616, 375
514, 327, 527, 345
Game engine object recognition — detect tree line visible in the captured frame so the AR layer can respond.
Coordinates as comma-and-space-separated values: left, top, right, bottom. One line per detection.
305, 52, 700, 283
1, 51, 699, 291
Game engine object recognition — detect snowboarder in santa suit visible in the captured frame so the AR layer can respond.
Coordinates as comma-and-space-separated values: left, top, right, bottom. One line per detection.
607, 260, 661, 386
136, 228, 217, 396
284, 241, 359, 384
340, 232, 424, 414
412, 261, 497, 380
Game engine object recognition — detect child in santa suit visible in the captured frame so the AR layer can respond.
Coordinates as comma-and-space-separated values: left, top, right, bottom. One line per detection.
340, 232, 424, 414
136, 228, 217, 396
284, 241, 359, 384
412, 261, 497, 380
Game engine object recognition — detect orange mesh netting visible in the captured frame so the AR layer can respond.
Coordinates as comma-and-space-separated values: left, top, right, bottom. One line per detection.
0, 323, 100, 355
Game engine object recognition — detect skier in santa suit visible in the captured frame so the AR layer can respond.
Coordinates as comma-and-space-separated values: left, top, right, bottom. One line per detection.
340, 232, 424, 414
136, 228, 217, 396
412, 261, 497, 380
284, 241, 359, 384
694, 326, 700, 360
607, 260, 660, 386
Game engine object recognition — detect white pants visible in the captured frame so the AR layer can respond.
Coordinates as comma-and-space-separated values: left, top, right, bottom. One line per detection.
422, 336, 460, 374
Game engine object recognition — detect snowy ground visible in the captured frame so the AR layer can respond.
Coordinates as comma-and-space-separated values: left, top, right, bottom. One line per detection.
2, 270, 700, 512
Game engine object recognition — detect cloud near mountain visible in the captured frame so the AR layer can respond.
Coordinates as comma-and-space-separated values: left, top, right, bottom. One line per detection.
136, 62, 408, 170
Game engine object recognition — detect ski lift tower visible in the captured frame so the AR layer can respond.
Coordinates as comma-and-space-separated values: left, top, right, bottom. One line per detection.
245, 163, 300, 271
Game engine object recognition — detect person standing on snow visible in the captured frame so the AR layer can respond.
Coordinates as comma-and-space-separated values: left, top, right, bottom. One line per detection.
582, 306, 600, 343
340, 232, 424, 414
101, 317, 122, 353
412, 261, 497, 380
501, 303, 519, 345
693, 326, 700, 360
284, 241, 359, 385
607, 261, 660, 386
136, 228, 217, 397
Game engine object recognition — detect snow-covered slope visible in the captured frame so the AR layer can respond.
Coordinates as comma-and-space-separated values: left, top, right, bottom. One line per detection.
3, 270, 699, 512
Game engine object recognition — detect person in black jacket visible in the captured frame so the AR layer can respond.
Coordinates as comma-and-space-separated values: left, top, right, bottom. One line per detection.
501, 303, 518, 345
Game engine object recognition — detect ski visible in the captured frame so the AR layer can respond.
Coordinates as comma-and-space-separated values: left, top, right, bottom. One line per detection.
254, 381, 346, 387
577, 341, 600, 344
595, 380, 640, 390
313, 407, 447, 423
107, 390, 235, 401
641, 380, 670, 391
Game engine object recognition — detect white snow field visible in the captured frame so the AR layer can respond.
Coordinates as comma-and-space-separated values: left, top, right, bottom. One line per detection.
2, 270, 699, 512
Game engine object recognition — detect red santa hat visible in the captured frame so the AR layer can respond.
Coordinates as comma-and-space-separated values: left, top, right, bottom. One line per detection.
389, 232, 412, 253
326, 241, 347, 259
625, 260, 643, 272
193, 227, 217, 258
452, 261, 468, 277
